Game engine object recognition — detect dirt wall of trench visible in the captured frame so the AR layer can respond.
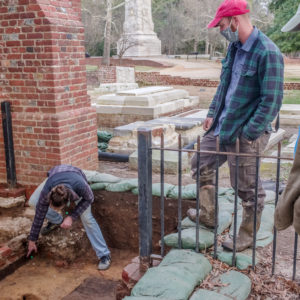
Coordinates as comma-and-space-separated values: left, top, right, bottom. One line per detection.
92, 190, 195, 252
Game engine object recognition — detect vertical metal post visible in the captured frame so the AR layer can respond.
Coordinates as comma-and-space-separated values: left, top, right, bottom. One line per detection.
160, 133, 165, 257
232, 138, 240, 267
213, 136, 220, 259
292, 233, 298, 281
272, 142, 281, 275
195, 136, 201, 252
1, 101, 17, 188
138, 128, 152, 269
178, 134, 182, 249
252, 143, 260, 268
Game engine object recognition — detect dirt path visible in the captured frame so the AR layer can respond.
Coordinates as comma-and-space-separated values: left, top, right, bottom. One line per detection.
148, 57, 300, 81
0, 249, 137, 300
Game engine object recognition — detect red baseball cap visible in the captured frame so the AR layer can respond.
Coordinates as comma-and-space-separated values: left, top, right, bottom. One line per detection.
207, 0, 250, 28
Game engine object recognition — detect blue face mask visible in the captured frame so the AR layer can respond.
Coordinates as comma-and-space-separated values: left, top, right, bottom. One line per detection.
220, 19, 239, 42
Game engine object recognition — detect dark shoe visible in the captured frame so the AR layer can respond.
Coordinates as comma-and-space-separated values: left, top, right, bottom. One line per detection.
222, 207, 263, 252
98, 255, 111, 270
41, 222, 61, 236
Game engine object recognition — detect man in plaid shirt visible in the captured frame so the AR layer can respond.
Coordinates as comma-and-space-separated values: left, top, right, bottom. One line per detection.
188, 0, 284, 251
27, 165, 111, 270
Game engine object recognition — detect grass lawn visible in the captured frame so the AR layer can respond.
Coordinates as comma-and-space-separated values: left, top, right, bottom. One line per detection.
86, 65, 98, 71
283, 90, 300, 104
284, 77, 300, 83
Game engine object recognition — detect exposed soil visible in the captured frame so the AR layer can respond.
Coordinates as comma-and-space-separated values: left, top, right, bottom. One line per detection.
2, 58, 299, 298
0, 248, 137, 300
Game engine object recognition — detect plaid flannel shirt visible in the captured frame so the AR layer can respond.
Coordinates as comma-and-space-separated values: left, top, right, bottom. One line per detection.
29, 165, 94, 241
207, 30, 284, 144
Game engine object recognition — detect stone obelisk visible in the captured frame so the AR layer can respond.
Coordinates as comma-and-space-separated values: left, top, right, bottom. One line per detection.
117, 0, 161, 57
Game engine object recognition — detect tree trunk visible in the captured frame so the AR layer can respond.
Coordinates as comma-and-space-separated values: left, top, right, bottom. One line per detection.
205, 36, 209, 55
193, 39, 198, 52
102, 0, 112, 66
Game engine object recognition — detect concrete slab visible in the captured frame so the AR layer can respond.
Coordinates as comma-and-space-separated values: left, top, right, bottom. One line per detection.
95, 83, 139, 94
279, 114, 300, 126
280, 104, 300, 115
176, 109, 208, 120
109, 124, 179, 155
95, 89, 190, 107
94, 97, 199, 117
129, 149, 189, 174
118, 86, 173, 96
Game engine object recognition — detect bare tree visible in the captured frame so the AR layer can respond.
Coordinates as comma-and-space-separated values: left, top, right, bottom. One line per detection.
117, 35, 139, 63
102, 0, 112, 65
102, 0, 126, 66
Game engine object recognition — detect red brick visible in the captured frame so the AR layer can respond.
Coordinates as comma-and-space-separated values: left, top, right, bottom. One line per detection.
0, 246, 12, 258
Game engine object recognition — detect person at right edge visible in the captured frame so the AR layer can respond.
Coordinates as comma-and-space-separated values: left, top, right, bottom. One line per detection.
188, 0, 284, 251
275, 4, 300, 235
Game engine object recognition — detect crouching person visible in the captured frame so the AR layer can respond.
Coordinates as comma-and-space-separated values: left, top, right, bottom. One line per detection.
27, 164, 111, 270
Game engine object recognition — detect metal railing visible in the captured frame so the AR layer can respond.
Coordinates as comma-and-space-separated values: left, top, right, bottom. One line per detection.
137, 128, 299, 281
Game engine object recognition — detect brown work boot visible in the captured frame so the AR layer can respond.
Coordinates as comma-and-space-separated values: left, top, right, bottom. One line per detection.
187, 185, 215, 228
222, 206, 262, 252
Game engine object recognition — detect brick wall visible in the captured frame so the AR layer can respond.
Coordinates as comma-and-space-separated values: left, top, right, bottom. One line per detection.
136, 72, 300, 90
136, 72, 220, 87
0, 0, 98, 186
0, 234, 27, 278
98, 66, 117, 84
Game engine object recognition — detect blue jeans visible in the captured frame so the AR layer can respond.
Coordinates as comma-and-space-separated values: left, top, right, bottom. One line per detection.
29, 179, 110, 259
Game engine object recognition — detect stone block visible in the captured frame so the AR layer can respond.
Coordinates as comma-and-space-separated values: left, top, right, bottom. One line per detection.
108, 124, 179, 155
129, 149, 189, 174
264, 128, 286, 151
97, 83, 139, 94
0, 217, 32, 244
116, 66, 136, 83
0, 196, 25, 209
6, 234, 27, 252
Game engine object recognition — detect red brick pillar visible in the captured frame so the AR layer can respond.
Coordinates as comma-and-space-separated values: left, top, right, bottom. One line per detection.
0, 0, 98, 186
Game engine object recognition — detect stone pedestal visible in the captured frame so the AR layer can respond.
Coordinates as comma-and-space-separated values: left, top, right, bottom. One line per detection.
118, 0, 161, 57
93, 66, 138, 95
92, 86, 199, 131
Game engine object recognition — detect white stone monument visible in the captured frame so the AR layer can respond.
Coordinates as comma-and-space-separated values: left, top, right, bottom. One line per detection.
117, 0, 161, 57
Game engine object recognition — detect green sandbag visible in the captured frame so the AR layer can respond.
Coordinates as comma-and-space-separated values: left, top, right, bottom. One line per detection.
213, 248, 257, 270
131, 250, 211, 300
181, 210, 232, 234
265, 190, 276, 204
164, 227, 214, 250
131, 183, 175, 197
123, 296, 173, 300
167, 184, 197, 199
158, 250, 212, 281
97, 130, 112, 143
83, 170, 121, 183
106, 178, 138, 192
90, 182, 107, 190
98, 142, 108, 152
190, 289, 232, 300
214, 270, 251, 300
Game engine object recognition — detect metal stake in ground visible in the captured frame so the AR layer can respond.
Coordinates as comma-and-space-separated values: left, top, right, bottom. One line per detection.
1, 101, 17, 188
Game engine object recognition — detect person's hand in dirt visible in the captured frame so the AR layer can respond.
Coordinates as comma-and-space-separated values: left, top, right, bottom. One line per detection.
203, 117, 213, 131
27, 240, 37, 257
60, 216, 73, 229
